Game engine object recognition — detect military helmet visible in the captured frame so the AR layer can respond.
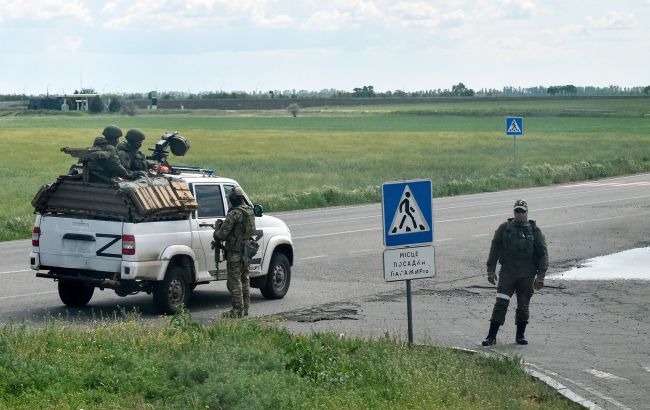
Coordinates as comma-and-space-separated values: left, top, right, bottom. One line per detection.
229, 186, 246, 204
125, 128, 146, 142
102, 125, 123, 140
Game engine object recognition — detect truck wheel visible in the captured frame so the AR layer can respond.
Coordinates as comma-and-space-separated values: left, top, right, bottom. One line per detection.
153, 265, 190, 315
260, 253, 291, 299
58, 280, 94, 308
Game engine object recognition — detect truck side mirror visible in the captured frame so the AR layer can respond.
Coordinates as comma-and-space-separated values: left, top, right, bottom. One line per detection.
253, 204, 263, 217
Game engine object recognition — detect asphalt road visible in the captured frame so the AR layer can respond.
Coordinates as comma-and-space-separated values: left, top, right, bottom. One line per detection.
2, 173, 650, 409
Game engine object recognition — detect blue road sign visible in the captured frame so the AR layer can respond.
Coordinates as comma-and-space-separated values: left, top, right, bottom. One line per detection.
381, 179, 433, 247
506, 117, 524, 136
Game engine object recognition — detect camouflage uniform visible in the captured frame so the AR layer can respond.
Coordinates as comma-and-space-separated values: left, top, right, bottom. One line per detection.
117, 129, 149, 172
87, 129, 134, 183
213, 201, 256, 317
486, 218, 548, 324
117, 142, 149, 171
482, 199, 548, 346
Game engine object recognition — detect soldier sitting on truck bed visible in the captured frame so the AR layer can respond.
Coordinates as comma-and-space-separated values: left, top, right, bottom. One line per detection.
87, 125, 142, 183
117, 128, 151, 172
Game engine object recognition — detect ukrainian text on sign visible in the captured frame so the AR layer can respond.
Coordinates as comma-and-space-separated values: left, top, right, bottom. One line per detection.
383, 245, 436, 282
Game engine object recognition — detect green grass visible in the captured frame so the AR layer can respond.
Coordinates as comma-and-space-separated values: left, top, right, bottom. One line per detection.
2, 98, 650, 240
0, 312, 580, 409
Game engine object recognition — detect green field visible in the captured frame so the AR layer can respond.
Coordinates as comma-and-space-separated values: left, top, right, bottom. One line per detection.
0, 313, 580, 409
2, 97, 650, 240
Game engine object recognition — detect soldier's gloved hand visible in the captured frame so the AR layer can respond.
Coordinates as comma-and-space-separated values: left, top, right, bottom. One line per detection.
487, 271, 497, 285
132, 171, 147, 179
534, 274, 545, 291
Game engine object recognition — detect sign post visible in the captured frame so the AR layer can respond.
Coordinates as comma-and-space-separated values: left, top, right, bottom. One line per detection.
505, 117, 524, 168
381, 179, 435, 344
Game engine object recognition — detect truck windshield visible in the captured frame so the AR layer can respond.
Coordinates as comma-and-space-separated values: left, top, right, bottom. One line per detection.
194, 184, 225, 218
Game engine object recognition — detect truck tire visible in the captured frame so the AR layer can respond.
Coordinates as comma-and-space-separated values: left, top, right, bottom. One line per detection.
153, 265, 190, 314
260, 253, 291, 299
58, 280, 94, 308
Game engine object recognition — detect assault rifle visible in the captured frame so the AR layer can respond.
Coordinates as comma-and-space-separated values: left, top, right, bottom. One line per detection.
61, 147, 111, 183
202, 220, 226, 275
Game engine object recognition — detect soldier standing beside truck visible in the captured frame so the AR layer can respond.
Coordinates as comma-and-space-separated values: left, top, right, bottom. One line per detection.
213, 187, 257, 318
117, 128, 150, 172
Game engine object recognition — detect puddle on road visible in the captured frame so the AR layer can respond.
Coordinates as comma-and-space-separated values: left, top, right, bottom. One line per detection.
550, 247, 650, 281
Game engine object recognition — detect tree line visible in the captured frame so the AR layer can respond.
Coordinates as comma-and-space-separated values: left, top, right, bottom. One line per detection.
3, 83, 649, 106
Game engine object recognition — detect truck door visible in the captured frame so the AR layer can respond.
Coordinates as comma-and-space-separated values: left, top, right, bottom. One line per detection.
193, 184, 227, 276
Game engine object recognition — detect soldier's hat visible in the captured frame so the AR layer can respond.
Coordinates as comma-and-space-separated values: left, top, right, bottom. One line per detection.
514, 199, 528, 211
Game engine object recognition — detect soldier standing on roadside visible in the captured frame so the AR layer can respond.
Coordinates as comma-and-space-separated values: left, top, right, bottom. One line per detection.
88, 125, 139, 182
117, 128, 150, 172
213, 187, 256, 318
482, 199, 548, 346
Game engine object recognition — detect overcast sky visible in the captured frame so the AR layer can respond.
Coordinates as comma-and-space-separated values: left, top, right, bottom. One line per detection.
0, 0, 648, 94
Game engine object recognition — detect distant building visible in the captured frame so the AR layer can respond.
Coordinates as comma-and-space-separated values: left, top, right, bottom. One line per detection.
28, 93, 98, 111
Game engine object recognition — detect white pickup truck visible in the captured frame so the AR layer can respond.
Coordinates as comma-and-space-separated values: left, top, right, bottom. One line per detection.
29, 172, 294, 314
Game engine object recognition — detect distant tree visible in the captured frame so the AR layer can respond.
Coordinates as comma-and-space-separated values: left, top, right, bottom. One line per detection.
644, 86, 650, 94
564, 85, 578, 95
547, 86, 559, 95
88, 95, 104, 113
287, 103, 300, 117
108, 97, 122, 113
352, 85, 376, 97
120, 102, 137, 116
451, 82, 475, 96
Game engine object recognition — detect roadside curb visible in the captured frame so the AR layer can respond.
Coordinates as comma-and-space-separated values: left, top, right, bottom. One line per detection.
448, 346, 603, 410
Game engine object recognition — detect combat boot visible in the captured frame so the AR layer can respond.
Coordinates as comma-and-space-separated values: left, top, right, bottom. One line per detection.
221, 308, 243, 319
481, 321, 500, 346
516, 322, 528, 345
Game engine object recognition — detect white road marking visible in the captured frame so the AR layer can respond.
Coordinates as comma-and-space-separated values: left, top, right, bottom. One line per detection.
526, 363, 634, 410
294, 227, 380, 239
585, 369, 629, 381
293, 207, 650, 242
290, 215, 378, 227
0, 291, 57, 301
643, 366, 650, 373
472, 233, 489, 238
0, 269, 31, 275
563, 181, 650, 188
348, 249, 374, 254
544, 210, 650, 229
300, 255, 328, 260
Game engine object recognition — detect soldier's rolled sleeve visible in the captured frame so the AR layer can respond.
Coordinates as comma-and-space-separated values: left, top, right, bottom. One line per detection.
535, 227, 549, 273
486, 223, 505, 272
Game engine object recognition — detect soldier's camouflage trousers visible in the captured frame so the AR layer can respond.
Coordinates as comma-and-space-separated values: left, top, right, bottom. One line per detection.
226, 257, 250, 315
490, 274, 535, 325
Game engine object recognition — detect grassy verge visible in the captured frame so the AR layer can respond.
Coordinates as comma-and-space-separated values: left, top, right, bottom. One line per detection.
0, 311, 579, 410
2, 102, 650, 241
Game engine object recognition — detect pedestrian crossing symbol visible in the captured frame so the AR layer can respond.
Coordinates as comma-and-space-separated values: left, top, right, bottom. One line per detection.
389, 186, 430, 235
382, 179, 433, 247
505, 117, 524, 136
507, 119, 521, 133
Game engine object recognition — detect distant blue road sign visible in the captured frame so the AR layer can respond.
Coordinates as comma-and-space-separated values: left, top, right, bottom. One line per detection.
381, 179, 433, 247
506, 117, 524, 136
